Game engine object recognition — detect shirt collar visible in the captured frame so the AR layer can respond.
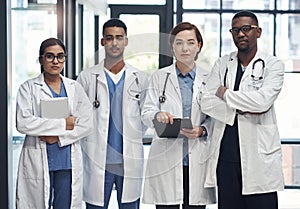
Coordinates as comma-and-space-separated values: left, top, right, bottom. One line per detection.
175, 65, 196, 80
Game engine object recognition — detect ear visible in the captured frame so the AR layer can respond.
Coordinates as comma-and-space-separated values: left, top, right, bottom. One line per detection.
198, 42, 202, 52
256, 27, 262, 38
124, 37, 128, 47
38, 56, 43, 65
101, 38, 105, 46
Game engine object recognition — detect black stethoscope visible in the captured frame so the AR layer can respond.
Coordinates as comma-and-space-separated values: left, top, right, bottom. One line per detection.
159, 72, 171, 103
251, 58, 265, 81
93, 72, 140, 108
224, 58, 265, 87
93, 74, 100, 108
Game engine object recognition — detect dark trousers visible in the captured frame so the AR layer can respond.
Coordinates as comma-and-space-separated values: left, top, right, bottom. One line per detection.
217, 160, 278, 209
48, 169, 72, 209
86, 164, 140, 209
156, 166, 206, 209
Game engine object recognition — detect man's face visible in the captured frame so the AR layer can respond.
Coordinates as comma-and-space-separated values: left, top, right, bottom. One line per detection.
231, 16, 262, 52
101, 26, 128, 59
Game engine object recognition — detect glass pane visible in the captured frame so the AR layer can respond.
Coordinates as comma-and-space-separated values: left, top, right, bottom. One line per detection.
276, 14, 300, 72
82, 7, 95, 70
183, 13, 220, 69
276, 73, 300, 139
256, 13, 274, 54
277, 0, 300, 10
228, 0, 274, 10
221, 13, 235, 56
107, 0, 165, 5
282, 145, 300, 187
183, 0, 219, 9
37, 0, 57, 3
117, 14, 160, 75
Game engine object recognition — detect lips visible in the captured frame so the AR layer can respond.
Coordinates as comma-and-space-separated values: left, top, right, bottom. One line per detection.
111, 47, 119, 52
238, 39, 248, 44
51, 66, 60, 70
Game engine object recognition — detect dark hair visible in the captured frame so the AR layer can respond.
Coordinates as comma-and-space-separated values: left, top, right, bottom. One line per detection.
39, 38, 66, 73
169, 22, 203, 60
232, 11, 259, 25
102, 18, 127, 36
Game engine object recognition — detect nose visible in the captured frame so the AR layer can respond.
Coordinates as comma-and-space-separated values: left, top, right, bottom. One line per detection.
52, 56, 59, 63
237, 29, 245, 36
182, 42, 188, 51
112, 37, 118, 46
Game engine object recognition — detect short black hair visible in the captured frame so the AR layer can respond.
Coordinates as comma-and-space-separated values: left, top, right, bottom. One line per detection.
102, 18, 127, 36
232, 11, 259, 25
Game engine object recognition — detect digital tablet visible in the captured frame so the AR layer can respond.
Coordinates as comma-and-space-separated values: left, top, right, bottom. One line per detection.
152, 118, 193, 138
41, 97, 69, 119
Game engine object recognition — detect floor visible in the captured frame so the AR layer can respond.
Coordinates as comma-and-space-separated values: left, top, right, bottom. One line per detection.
12, 142, 300, 209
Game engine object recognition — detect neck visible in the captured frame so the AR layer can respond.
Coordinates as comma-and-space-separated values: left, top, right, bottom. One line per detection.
176, 61, 194, 75
238, 48, 257, 67
104, 59, 125, 74
44, 73, 61, 84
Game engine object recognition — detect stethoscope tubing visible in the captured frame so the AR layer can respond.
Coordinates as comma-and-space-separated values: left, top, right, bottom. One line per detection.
93, 72, 140, 108
223, 58, 265, 87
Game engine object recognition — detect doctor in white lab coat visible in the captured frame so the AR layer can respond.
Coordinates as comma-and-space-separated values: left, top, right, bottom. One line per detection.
16, 38, 93, 209
77, 61, 148, 206
200, 11, 284, 209
77, 19, 149, 209
142, 22, 216, 209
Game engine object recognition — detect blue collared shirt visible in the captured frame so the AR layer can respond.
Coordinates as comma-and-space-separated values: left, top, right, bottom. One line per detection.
176, 66, 196, 166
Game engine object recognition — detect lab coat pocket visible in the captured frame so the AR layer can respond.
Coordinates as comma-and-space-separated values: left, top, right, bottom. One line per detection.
146, 138, 182, 177
193, 139, 215, 164
247, 76, 264, 90
257, 124, 281, 155
19, 148, 44, 180
125, 97, 141, 117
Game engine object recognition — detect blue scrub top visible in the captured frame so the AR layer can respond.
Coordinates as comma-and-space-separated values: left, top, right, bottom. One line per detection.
46, 81, 72, 171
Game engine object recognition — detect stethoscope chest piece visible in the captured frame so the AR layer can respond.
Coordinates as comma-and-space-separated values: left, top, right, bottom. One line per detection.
159, 95, 166, 103
93, 100, 100, 108
159, 72, 171, 104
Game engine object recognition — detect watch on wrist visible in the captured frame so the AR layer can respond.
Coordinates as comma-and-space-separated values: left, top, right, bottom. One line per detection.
200, 126, 207, 137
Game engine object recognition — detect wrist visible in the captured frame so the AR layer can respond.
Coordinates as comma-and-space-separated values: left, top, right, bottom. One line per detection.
200, 126, 207, 137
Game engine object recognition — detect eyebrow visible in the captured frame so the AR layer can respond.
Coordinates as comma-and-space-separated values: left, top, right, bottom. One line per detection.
175, 38, 196, 42
104, 34, 125, 37
45, 52, 65, 55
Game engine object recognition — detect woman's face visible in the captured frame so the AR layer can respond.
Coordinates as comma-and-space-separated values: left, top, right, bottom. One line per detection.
39, 44, 66, 76
172, 29, 201, 66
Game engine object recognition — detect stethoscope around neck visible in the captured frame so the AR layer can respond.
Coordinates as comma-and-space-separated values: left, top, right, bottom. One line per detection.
159, 72, 171, 103
93, 72, 141, 108
223, 58, 265, 87
93, 74, 100, 108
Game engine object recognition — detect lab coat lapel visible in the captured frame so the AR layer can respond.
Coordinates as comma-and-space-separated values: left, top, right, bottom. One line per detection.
35, 73, 53, 98
124, 67, 136, 91
226, 58, 238, 90
168, 65, 181, 99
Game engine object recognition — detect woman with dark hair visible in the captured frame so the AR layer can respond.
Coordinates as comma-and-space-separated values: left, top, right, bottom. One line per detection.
141, 22, 216, 209
15, 37, 93, 209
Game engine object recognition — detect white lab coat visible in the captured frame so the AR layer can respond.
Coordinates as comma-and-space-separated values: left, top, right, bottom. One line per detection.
76, 60, 149, 206
141, 64, 216, 205
15, 73, 93, 209
200, 51, 285, 194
